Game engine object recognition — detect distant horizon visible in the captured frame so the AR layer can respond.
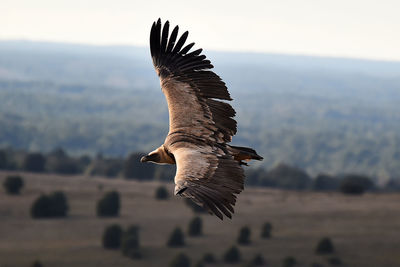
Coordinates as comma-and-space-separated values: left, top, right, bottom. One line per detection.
1, 38, 400, 64
2, 0, 400, 62
1, 34, 400, 179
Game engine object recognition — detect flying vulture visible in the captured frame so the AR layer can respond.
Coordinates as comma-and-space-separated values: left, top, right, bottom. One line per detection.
141, 19, 263, 219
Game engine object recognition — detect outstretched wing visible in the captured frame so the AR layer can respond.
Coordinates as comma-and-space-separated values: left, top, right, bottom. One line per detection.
150, 19, 245, 219
150, 18, 236, 143
172, 143, 245, 220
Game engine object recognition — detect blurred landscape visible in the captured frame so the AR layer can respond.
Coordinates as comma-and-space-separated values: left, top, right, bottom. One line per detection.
1, 40, 400, 267
1, 40, 400, 182
2, 171, 400, 267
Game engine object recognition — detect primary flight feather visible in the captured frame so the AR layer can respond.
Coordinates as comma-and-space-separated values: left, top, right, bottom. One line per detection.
141, 18, 263, 220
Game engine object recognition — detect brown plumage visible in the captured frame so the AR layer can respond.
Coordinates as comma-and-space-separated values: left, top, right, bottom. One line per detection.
141, 19, 263, 220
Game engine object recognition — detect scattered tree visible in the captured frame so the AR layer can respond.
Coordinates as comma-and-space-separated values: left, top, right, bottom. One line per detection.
223, 246, 241, 264
31, 195, 51, 218
169, 253, 191, 267
0, 150, 16, 170
261, 222, 272, 238
327, 257, 342, 265
125, 249, 142, 260
78, 154, 92, 168
245, 168, 268, 186
51, 158, 81, 174
282, 256, 296, 267
167, 227, 185, 247
155, 185, 169, 200
340, 174, 374, 195
97, 191, 120, 217
125, 225, 140, 236
264, 163, 312, 190
202, 253, 216, 264
121, 225, 141, 259
3, 175, 24, 194
188, 216, 202, 237
31, 191, 68, 218
31, 260, 43, 267
315, 237, 335, 254
46, 148, 81, 174
48, 147, 67, 158
0, 150, 8, 169
237, 226, 251, 245
23, 152, 46, 172
102, 224, 122, 249
87, 158, 123, 178
124, 152, 155, 180
248, 253, 265, 266
313, 174, 340, 191
50, 191, 69, 216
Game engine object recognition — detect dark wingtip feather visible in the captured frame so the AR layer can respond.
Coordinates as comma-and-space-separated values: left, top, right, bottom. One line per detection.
197, 191, 223, 220
166, 25, 179, 53
180, 42, 195, 54
150, 19, 233, 123
186, 48, 202, 57
149, 20, 217, 76
172, 31, 189, 53
161, 21, 170, 52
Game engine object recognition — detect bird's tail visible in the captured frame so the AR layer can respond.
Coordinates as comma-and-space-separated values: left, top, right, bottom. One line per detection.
229, 145, 263, 165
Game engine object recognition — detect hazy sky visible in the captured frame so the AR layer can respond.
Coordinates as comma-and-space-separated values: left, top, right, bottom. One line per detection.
2, 0, 400, 61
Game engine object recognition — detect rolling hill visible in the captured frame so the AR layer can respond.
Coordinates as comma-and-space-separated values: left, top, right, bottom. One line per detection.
1, 41, 400, 180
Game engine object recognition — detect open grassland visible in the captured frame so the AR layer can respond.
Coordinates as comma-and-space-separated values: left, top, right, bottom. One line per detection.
1, 171, 400, 267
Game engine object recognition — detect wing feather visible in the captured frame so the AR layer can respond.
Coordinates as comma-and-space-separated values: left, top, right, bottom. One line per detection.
180, 42, 195, 54
161, 21, 169, 52
172, 31, 189, 53
149, 19, 251, 220
150, 19, 236, 143
166, 26, 179, 53
172, 144, 244, 220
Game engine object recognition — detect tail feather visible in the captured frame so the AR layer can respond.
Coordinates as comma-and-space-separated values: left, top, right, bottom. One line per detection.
229, 145, 263, 162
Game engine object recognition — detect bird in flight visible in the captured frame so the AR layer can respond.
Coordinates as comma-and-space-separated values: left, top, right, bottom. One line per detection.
141, 19, 263, 219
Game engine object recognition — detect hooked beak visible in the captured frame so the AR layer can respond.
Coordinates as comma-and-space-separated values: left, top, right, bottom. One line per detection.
140, 153, 160, 163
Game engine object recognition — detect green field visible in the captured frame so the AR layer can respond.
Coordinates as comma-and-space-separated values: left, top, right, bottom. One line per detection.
1, 171, 400, 267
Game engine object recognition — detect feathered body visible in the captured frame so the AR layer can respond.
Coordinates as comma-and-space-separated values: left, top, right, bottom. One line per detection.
141, 19, 262, 220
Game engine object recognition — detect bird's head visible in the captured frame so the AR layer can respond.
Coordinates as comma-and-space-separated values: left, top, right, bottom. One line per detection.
140, 151, 160, 163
